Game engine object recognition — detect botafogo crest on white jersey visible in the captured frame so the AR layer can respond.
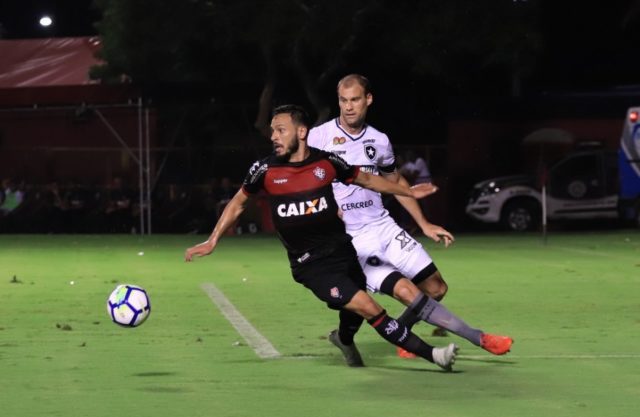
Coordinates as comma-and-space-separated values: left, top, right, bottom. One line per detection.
308, 118, 396, 233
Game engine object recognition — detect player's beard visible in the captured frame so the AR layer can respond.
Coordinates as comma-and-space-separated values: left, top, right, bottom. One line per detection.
273, 135, 300, 162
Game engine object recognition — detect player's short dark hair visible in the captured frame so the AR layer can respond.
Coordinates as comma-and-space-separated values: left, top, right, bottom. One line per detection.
272, 104, 311, 128
337, 74, 371, 95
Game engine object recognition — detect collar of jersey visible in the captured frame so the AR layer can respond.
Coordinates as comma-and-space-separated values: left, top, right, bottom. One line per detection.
334, 118, 368, 141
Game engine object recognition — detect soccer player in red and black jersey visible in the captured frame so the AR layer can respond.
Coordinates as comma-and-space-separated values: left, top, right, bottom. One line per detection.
185, 104, 458, 370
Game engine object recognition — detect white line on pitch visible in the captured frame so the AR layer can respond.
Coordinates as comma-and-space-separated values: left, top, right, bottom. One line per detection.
201, 282, 281, 359
460, 354, 640, 360
273, 353, 640, 361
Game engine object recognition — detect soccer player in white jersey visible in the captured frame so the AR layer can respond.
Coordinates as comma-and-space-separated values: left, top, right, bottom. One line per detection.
308, 74, 513, 364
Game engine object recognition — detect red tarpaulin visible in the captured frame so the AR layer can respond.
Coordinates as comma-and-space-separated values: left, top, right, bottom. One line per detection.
0, 37, 138, 107
0, 37, 103, 88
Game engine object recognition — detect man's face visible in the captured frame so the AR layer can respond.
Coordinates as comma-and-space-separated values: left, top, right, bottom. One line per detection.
338, 83, 372, 130
270, 113, 301, 161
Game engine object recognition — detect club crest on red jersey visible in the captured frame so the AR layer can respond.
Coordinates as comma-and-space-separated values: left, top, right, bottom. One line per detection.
313, 166, 326, 180
330, 287, 341, 299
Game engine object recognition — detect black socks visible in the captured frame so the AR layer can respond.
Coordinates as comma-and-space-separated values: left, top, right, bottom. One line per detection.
368, 310, 434, 362
338, 309, 364, 345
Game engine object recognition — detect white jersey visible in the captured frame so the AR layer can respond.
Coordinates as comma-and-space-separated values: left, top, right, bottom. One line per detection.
307, 118, 396, 233
309, 118, 436, 292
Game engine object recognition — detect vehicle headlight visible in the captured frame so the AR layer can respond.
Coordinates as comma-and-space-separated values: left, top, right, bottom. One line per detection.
478, 182, 501, 198
469, 181, 502, 203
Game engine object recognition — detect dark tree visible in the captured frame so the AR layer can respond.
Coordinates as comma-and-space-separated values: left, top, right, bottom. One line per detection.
92, 0, 542, 136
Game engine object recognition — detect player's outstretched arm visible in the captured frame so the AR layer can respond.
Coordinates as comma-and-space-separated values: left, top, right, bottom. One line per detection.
353, 170, 437, 199
387, 172, 434, 223
423, 224, 455, 247
185, 190, 250, 261
388, 173, 455, 247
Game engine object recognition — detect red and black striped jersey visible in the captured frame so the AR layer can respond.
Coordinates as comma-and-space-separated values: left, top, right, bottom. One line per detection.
242, 147, 359, 260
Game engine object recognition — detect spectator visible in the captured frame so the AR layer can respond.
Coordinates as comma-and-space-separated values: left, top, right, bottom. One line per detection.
0, 178, 26, 232
62, 181, 94, 233
214, 177, 238, 219
42, 181, 68, 233
151, 183, 193, 233
104, 177, 134, 233
399, 149, 433, 231
0, 178, 25, 215
400, 149, 432, 185
191, 177, 222, 233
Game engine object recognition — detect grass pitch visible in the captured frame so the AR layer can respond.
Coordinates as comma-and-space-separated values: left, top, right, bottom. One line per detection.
1, 231, 639, 417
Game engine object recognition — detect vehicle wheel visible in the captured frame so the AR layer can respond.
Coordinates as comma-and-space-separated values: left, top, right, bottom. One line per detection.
501, 200, 539, 232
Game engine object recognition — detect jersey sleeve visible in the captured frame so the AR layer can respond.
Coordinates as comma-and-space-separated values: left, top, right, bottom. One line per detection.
241, 160, 268, 195
378, 134, 397, 174
307, 125, 326, 150
327, 152, 359, 184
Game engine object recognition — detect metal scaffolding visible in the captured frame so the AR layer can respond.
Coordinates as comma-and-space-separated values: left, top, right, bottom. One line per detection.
0, 98, 153, 235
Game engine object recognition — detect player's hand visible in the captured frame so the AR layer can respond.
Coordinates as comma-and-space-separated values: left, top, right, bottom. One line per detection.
185, 240, 217, 262
409, 183, 438, 199
422, 224, 455, 248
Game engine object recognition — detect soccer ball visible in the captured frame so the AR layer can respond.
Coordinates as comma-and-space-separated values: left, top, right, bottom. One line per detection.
107, 284, 151, 327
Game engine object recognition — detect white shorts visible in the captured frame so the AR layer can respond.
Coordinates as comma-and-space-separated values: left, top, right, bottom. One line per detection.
348, 219, 434, 293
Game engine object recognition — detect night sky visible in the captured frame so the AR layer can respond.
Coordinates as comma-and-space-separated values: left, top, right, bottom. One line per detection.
1, 0, 639, 92
0, 0, 98, 39
534, 1, 640, 91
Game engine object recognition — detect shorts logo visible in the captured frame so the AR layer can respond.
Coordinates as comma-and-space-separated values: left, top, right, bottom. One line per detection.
273, 178, 288, 184
398, 326, 408, 342
366, 256, 381, 266
333, 137, 347, 145
297, 252, 310, 263
330, 287, 342, 299
277, 197, 328, 217
313, 167, 326, 180
395, 231, 412, 249
365, 145, 377, 161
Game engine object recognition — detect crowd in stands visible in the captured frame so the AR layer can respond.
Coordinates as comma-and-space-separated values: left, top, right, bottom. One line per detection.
1, 147, 433, 234
0, 176, 262, 234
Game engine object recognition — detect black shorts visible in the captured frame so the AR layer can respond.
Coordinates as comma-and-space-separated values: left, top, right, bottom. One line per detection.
291, 243, 366, 310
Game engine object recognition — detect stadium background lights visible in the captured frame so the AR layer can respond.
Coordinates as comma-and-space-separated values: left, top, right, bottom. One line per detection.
39, 16, 53, 27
